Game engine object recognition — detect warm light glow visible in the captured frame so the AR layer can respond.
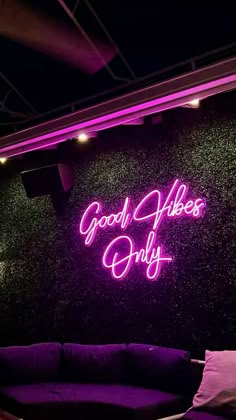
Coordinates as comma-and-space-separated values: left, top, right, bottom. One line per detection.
188, 99, 200, 108
77, 133, 89, 143
0, 158, 7, 164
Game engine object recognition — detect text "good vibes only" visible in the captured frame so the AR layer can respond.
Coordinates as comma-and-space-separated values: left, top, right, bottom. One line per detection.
79, 178, 206, 281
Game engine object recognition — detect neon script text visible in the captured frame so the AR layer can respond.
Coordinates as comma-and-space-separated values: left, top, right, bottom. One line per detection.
79, 178, 206, 280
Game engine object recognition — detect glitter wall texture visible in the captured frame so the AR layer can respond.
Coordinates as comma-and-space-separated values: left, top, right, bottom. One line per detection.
0, 91, 235, 357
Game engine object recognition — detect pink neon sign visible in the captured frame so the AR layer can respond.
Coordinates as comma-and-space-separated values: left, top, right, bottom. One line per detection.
79, 178, 206, 281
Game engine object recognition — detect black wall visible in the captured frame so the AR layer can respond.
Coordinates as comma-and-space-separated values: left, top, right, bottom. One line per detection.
0, 91, 235, 357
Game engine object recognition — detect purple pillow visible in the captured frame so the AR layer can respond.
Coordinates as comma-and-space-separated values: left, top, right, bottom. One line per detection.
0, 343, 62, 384
127, 343, 191, 394
63, 343, 127, 383
192, 350, 236, 417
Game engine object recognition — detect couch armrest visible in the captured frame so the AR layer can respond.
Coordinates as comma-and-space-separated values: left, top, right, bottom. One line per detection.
0, 409, 23, 420
156, 412, 186, 420
190, 359, 205, 394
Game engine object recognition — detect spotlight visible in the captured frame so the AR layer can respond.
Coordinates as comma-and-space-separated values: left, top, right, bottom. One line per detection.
188, 99, 200, 108
0, 157, 7, 164
77, 133, 89, 143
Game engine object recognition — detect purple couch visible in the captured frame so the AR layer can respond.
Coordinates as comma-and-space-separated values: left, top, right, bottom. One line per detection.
0, 342, 193, 420
184, 410, 229, 420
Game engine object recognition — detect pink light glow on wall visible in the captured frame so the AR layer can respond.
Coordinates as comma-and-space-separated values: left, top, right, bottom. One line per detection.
79, 179, 206, 281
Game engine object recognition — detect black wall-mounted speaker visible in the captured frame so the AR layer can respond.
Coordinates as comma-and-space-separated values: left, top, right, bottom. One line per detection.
21, 164, 74, 198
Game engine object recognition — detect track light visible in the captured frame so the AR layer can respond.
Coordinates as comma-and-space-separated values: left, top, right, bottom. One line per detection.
182, 99, 200, 109
0, 158, 7, 164
188, 99, 200, 108
77, 133, 89, 143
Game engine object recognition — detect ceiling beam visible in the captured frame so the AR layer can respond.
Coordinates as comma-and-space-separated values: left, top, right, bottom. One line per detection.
0, 57, 235, 158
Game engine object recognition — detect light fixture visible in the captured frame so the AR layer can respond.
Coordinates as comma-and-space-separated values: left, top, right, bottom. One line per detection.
0, 157, 7, 164
182, 98, 201, 109
77, 133, 89, 143
188, 99, 200, 108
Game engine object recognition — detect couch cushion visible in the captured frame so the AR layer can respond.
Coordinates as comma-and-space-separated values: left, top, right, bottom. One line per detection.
0, 383, 189, 420
127, 343, 191, 394
63, 343, 126, 383
184, 409, 229, 420
0, 343, 62, 385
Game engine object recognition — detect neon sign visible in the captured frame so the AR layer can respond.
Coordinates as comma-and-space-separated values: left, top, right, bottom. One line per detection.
79, 178, 206, 281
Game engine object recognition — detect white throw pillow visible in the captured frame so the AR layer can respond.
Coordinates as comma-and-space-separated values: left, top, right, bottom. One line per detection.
193, 350, 236, 417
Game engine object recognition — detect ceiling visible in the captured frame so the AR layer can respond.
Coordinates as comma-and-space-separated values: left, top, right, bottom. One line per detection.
0, 0, 235, 136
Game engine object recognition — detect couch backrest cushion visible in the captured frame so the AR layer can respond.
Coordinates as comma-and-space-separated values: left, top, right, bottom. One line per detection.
63, 344, 127, 384
127, 343, 191, 394
0, 343, 62, 385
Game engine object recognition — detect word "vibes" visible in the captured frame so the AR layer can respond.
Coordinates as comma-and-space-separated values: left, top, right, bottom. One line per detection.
79, 178, 206, 281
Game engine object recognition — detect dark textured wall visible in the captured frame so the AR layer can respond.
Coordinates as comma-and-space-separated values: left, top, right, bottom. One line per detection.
0, 91, 235, 357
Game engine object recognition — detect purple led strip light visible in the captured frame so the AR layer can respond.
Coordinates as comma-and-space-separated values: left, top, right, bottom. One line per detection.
1, 74, 236, 158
